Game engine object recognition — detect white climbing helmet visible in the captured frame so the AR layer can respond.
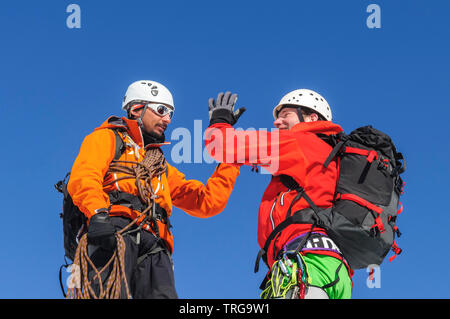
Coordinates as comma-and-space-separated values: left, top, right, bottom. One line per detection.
122, 80, 174, 111
273, 89, 332, 121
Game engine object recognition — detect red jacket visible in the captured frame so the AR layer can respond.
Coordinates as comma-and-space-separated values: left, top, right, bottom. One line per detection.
205, 121, 348, 268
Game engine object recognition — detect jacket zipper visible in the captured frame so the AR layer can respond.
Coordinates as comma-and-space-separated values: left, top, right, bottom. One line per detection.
270, 190, 292, 231
269, 198, 277, 230
280, 189, 291, 206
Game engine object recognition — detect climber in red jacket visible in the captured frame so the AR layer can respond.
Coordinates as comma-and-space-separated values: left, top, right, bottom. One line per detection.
205, 90, 353, 299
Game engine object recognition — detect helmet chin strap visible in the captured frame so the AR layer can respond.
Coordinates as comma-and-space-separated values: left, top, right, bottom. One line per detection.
296, 107, 305, 123
276, 105, 305, 123
136, 105, 148, 130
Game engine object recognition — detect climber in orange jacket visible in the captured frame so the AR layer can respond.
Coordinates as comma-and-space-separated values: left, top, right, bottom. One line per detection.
67, 80, 240, 299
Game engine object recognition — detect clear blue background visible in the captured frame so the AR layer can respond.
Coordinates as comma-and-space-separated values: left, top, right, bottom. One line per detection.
0, 0, 448, 299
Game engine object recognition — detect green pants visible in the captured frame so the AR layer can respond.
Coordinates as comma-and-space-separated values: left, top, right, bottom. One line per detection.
261, 253, 352, 299
303, 254, 352, 299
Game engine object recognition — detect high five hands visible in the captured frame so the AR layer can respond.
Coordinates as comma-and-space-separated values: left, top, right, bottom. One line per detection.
208, 91, 246, 126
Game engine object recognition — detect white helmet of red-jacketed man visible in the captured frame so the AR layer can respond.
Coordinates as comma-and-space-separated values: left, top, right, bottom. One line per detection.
122, 80, 174, 111
272, 89, 332, 121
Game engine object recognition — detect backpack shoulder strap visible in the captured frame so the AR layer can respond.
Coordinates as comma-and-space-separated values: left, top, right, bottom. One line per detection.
316, 132, 347, 168
110, 128, 126, 160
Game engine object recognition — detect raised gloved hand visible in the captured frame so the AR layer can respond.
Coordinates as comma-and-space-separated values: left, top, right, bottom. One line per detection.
87, 211, 117, 252
208, 91, 246, 126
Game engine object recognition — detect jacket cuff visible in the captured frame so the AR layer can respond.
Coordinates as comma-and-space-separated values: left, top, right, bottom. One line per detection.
94, 208, 110, 215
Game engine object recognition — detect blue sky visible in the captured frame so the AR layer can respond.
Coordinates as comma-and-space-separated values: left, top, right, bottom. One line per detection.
0, 0, 449, 299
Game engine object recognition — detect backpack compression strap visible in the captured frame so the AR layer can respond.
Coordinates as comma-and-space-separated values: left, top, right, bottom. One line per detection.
336, 193, 386, 234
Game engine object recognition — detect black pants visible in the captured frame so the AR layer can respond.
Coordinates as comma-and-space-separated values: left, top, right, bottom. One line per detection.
88, 216, 178, 299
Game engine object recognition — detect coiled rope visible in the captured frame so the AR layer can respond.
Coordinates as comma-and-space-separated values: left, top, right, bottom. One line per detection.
66, 147, 167, 299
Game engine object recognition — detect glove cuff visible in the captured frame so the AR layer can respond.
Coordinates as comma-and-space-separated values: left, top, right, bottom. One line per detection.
209, 108, 235, 126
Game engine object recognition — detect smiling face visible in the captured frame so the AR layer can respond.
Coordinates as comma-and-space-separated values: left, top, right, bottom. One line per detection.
273, 106, 319, 130
130, 104, 172, 136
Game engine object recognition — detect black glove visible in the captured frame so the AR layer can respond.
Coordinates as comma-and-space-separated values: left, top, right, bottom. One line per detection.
87, 211, 117, 252
209, 91, 246, 126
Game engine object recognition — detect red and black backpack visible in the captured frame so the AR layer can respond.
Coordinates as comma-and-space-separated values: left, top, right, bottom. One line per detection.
255, 125, 406, 272
321, 125, 405, 269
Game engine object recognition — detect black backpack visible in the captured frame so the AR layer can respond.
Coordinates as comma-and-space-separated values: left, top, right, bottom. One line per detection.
319, 125, 406, 269
54, 172, 87, 262
255, 125, 406, 272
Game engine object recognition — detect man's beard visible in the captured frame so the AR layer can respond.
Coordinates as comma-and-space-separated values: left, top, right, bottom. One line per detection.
143, 130, 165, 146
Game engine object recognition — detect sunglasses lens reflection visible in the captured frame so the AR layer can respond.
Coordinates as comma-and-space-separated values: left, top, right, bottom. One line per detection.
157, 105, 166, 115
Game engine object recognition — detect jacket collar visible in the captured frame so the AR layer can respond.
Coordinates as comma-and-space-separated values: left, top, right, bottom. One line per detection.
289, 121, 343, 136
95, 116, 170, 149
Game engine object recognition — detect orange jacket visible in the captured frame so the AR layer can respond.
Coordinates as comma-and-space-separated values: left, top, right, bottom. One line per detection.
67, 116, 240, 254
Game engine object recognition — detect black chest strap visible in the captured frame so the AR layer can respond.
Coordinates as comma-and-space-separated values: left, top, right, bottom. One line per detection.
107, 191, 172, 233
